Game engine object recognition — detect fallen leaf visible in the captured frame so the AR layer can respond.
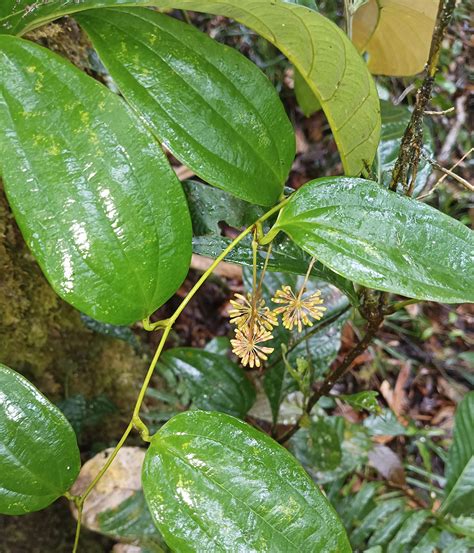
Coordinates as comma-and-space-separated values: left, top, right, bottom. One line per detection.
369, 444, 406, 486
70, 446, 145, 531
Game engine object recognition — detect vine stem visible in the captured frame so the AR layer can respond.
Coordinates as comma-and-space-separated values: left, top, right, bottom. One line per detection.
70, 195, 289, 553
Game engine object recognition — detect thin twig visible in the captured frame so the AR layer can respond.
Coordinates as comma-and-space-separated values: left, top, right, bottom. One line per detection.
424, 107, 455, 116
418, 147, 473, 200
421, 152, 474, 192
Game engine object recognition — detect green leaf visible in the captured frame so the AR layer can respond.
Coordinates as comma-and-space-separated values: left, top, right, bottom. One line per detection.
336, 482, 379, 534
269, 177, 474, 303
387, 510, 431, 553
284, 0, 318, 8
377, 101, 434, 196
77, 8, 295, 206
1, 1, 380, 177
411, 527, 441, 553
203, 337, 232, 356
442, 391, 474, 516
0, 36, 191, 325
294, 67, 321, 117
368, 510, 408, 548
292, 416, 372, 484
338, 391, 381, 414
350, 498, 405, 549
183, 180, 264, 236
98, 490, 169, 552
57, 394, 116, 436
364, 409, 407, 437
142, 410, 351, 552
290, 418, 342, 471
0, 364, 81, 514
158, 348, 256, 418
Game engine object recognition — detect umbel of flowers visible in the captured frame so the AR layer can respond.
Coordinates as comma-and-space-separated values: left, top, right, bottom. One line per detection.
230, 246, 326, 367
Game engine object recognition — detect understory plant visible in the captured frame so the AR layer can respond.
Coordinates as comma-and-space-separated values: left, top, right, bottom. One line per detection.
0, 0, 472, 552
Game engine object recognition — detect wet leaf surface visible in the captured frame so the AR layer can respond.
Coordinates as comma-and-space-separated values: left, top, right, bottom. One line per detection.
272, 177, 474, 303
142, 410, 351, 552
77, 8, 295, 206
0, 36, 191, 325
0, 364, 80, 514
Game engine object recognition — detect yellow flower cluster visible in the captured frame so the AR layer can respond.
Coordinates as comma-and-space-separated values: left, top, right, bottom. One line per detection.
229, 282, 326, 368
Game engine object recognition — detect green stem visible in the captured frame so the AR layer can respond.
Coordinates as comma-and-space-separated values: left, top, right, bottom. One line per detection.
70, 195, 289, 552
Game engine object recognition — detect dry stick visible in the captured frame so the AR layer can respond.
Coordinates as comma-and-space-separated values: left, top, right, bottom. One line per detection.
418, 147, 473, 200
421, 152, 474, 192
390, 0, 457, 196
277, 0, 457, 444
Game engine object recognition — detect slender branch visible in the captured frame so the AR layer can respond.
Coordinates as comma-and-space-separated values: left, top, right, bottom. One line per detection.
389, 0, 457, 195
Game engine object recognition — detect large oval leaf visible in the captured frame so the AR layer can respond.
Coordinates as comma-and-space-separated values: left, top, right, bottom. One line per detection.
0, 36, 192, 325
352, 0, 438, 76
0, 0, 380, 178
142, 410, 351, 552
77, 8, 295, 206
268, 177, 474, 303
158, 347, 256, 418
0, 364, 80, 514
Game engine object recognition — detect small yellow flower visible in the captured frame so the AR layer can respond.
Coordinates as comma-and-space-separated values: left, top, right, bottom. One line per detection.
229, 292, 278, 331
230, 326, 274, 368
272, 285, 326, 332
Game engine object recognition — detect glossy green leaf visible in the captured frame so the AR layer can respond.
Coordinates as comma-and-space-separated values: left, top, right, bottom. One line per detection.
339, 391, 381, 414
0, 364, 80, 514
142, 410, 351, 552
77, 8, 295, 206
1, 1, 380, 177
203, 336, 232, 356
269, 177, 474, 303
442, 391, 474, 516
377, 100, 434, 196
157, 348, 256, 418
0, 36, 192, 325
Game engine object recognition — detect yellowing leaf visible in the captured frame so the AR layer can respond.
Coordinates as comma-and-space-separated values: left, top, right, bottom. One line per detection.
353, 0, 438, 76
